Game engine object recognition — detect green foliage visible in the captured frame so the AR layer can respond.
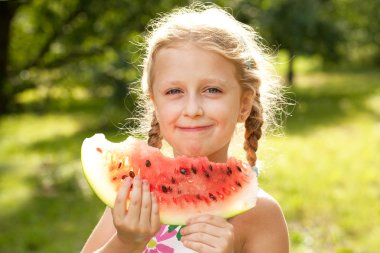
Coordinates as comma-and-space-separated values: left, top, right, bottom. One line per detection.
334, 0, 380, 65
3, 0, 192, 113
233, 0, 380, 83
2, 0, 379, 113
236, 0, 344, 59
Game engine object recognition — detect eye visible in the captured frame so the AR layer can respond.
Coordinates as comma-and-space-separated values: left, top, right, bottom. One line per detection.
165, 88, 182, 95
205, 87, 222, 94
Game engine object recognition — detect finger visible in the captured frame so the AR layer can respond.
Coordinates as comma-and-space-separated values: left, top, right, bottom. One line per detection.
150, 192, 161, 230
180, 233, 218, 248
112, 177, 132, 224
182, 240, 216, 253
181, 222, 225, 237
139, 180, 152, 227
125, 176, 143, 221
187, 214, 227, 228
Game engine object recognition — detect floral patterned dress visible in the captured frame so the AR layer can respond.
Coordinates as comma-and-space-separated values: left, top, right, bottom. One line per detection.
143, 225, 196, 253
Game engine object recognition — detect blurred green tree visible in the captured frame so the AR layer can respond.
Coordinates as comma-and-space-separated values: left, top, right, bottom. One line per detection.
0, 1, 21, 114
236, 0, 344, 84
0, 0, 186, 114
1, 0, 378, 114
334, 0, 380, 65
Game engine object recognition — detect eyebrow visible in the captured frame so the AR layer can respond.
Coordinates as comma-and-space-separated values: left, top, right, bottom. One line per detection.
158, 78, 227, 86
156, 77, 232, 92
199, 77, 228, 87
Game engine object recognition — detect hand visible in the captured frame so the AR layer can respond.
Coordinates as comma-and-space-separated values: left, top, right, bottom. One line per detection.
111, 176, 161, 248
180, 214, 234, 253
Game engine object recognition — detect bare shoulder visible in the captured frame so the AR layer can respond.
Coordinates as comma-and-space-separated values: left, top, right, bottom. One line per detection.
230, 189, 289, 253
254, 189, 287, 223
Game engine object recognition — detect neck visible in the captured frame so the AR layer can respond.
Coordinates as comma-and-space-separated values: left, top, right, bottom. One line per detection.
172, 144, 229, 163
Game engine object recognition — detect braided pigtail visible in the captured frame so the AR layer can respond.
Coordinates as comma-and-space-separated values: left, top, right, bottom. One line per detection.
244, 93, 264, 167
147, 111, 163, 149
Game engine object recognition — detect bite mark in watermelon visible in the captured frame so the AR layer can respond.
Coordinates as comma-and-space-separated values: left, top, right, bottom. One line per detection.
81, 134, 258, 225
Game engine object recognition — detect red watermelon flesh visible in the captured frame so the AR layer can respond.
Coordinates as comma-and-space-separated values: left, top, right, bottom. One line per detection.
81, 134, 258, 225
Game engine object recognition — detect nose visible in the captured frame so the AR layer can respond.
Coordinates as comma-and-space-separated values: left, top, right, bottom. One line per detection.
183, 94, 203, 118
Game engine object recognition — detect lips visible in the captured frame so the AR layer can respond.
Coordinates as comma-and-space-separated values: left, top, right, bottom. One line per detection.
177, 125, 213, 132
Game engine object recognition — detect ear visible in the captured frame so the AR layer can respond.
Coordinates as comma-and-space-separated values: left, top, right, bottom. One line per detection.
238, 91, 253, 122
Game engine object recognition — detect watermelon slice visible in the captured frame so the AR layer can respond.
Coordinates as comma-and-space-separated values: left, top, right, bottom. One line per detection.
81, 133, 258, 225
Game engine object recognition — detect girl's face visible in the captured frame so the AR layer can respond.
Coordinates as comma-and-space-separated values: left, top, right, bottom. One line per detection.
151, 42, 251, 163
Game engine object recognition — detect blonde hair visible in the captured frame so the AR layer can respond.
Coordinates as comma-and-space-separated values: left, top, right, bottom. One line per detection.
131, 3, 284, 166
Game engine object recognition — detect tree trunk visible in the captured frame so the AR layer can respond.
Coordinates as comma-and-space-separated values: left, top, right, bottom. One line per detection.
0, 2, 19, 114
287, 49, 295, 85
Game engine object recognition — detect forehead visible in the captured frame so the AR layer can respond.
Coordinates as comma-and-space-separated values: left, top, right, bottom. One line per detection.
151, 42, 239, 88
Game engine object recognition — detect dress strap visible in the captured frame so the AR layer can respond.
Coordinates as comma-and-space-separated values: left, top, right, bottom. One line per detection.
252, 165, 260, 177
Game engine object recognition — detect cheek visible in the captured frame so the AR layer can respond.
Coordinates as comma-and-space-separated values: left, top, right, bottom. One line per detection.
210, 99, 240, 120
155, 101, 181, 124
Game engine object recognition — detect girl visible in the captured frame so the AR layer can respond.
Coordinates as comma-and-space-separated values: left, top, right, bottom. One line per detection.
82, 3, 289, 253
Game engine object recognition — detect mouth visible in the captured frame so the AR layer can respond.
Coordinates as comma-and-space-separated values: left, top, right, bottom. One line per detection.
177, 125, 213, 132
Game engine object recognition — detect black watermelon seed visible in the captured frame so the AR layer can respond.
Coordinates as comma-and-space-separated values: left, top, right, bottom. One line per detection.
121, 175, 127, 179
236, 181, 242, 187
128, 171, 135, 178
208, 165, 213, 171
162, 185, 168, 193
171, 177, 176, 184
168, 186, 173, 192
209, 193, 217, 201
112, 176, 117, 181
145, 160, 151, 167
203, 170, 210, 178
118, 161, 122, 169
180, 168, 189, 175
226, 167, 232, 176
196, 194, 201, 200
236, 166, 242, 172
191, 166, 197, 174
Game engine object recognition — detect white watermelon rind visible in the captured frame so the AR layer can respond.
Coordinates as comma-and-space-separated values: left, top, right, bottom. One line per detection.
81, 134, 122, 208
81, 133, 258, 225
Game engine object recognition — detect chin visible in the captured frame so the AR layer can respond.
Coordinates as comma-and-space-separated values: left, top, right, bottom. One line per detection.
179, 144, 205, 157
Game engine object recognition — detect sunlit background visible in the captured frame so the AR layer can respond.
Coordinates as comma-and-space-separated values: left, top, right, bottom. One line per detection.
0, 0, 379, 252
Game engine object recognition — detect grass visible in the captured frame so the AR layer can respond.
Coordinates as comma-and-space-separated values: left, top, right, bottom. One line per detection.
0, 69, 379, 252
0, 98, 128, 252
259, 69, 380, 252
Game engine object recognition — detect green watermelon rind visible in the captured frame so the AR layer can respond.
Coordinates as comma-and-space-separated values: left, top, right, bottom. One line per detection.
81, 133, 258, 225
